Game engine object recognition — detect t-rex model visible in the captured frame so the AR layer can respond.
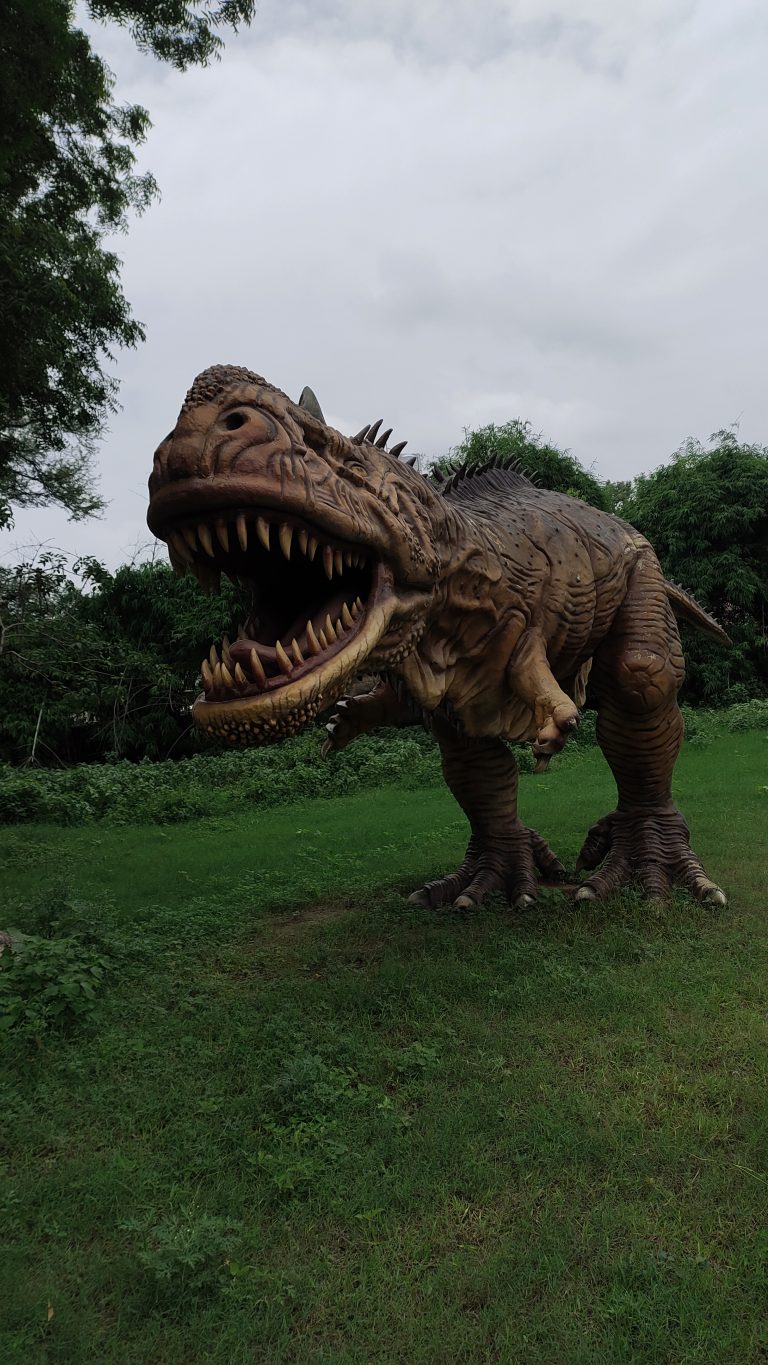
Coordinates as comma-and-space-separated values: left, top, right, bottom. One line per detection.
147, 365, 729, 909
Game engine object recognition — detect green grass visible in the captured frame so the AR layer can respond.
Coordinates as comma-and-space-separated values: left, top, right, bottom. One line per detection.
1, 732, 767, 1363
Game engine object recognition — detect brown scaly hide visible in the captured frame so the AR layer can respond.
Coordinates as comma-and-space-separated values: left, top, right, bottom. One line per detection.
147, 365, 730, 908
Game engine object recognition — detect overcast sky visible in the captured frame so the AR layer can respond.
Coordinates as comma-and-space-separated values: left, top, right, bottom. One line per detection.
3, 0, 768, 571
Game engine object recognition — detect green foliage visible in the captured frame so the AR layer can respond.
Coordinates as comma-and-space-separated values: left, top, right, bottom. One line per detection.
88, 3, 255, 70
0, 893, 116, 1039
0, 702, 763, 827
625, 431, 768, 706
121, 1213, 239, 1294
602, 479, 634, 515
431, 419, 609, 509
682, 699, 768, 748
0, 1, 254, 526
0, 726, 441, 824
0, 553, 240, 763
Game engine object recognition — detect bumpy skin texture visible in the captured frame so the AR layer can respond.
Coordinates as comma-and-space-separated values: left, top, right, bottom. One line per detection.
148, 366, 730, 909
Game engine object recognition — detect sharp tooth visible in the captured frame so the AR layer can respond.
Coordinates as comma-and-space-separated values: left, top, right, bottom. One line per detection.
308, 536, 318, 561
343, 550, 353, 568
355, 596, 363, 613
279, 524, 293, 559
182, 526, 197, 554
335, 618, 344, 638
306, 620, 322, 655
318, 629, 328, 650
201, 660, 213, 693
342, 602, 354, 629
209, 644, 219, 669
334, 550, 344, 576
221, 663, 234, 689
249, 648, 267, 687
325, 614, 337, 642
236, 515, 248, 552
199, 524, 214, 557
234, 663, 248, 689
323, 545, 334, 579
291, 637, 304, 664
215, 520, 230, 553
298, 529, 309, 555
237, 624, 246, 640
168, 546, 187, 577
350, 599, 360, 618
256, 517, 271, 551
214, 662, 223, 691
169, 531, 193, 564
275, 640, 293, 674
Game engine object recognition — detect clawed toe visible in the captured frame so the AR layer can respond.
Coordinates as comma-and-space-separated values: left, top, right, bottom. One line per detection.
574, 808, 726, 906
407, 824, 563, 911
574, 885, 597, 902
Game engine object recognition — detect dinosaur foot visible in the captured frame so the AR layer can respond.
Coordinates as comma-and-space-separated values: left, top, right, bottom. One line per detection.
575, 807, 727, 905
408, 824, 566, 911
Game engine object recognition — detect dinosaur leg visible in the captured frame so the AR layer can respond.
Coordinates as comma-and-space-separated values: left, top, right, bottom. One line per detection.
322, 681, 418, 754
577, 554, 726, 905
409, 726, 565, 910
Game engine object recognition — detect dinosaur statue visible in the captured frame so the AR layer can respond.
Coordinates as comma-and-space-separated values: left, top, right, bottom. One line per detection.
147, 365, 730, 909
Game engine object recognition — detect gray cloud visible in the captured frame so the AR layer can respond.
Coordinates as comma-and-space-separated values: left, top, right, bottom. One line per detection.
3, 0, 767, 569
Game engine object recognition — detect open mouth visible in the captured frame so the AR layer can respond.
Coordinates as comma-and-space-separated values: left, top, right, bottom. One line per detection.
161, 508, 391, 738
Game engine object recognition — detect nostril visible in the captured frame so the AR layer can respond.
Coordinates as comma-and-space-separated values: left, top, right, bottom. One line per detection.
223, 411, 247, 431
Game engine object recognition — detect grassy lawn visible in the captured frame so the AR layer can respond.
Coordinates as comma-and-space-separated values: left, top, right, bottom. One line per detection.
1, 731, 767, 1363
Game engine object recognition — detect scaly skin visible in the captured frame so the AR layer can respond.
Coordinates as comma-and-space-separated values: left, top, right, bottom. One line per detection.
147, 365, 730, 908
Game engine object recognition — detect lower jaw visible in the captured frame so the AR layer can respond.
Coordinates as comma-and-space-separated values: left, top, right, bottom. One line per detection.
192, 592, 399, 745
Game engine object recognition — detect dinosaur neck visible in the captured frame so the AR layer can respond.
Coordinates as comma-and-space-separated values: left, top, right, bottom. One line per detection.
396, 502, 527, 717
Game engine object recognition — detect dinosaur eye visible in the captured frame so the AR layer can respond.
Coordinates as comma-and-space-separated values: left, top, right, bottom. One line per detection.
223, 411, 248, 431
345, 459, 368, 477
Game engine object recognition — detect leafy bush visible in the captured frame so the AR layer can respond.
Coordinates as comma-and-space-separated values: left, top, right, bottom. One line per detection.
0, 727, 441, 826
0, 893, 118, 1039
681, 699, 768, 749
722, 698, 768, 732
0, 700, 763, 827
121, 1213, 239, 1295
624, 432, 768, 707
0, 775, 91, 825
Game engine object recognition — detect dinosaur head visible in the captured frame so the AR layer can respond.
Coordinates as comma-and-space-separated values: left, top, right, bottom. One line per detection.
147, 366, 443, 743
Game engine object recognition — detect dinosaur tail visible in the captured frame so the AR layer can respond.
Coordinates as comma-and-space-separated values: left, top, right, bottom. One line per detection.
665, 582, 732, 646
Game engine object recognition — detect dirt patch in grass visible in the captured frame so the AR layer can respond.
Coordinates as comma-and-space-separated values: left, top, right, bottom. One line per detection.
266, 900, 357, 941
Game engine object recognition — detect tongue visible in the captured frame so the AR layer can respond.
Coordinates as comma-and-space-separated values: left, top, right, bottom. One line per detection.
230, 592, 349, 668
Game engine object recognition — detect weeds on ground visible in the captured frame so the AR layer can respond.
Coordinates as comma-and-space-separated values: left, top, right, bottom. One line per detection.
0, 892, 120, 1041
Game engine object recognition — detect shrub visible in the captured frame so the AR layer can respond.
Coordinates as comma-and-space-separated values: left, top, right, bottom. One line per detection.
0, 700, 763, 827
121, 1213, 239, 1294
723, 698, 768, 732
0, 893, 117, 1039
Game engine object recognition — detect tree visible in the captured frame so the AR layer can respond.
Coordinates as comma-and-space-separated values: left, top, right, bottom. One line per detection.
431, 420, 609, 510
0, 1, 254, 529
625, 431, 768, 705
0, 553, 242, 763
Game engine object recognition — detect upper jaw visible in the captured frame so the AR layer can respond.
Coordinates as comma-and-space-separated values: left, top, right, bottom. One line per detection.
148, 474, 376, 561
147, 468, 436, 594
